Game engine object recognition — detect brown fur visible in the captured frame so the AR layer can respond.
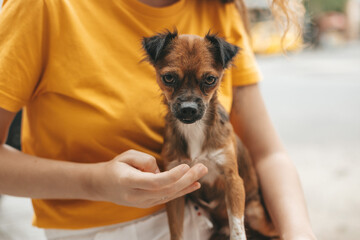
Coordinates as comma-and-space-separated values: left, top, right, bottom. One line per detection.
142, 31, 277, 240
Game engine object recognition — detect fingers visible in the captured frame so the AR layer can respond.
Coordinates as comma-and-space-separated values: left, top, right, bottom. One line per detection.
131, 164, 191, 189
118, 150, 160, 174
138, 182, 201, 208
109, 150, 210, 208
134, 163, 207, 192
157, 182, 201, 205
165, 164, 207, 192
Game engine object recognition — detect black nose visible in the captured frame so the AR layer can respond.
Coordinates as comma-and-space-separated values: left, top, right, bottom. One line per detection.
180, 107, 198, 117
178, 102, 199, 122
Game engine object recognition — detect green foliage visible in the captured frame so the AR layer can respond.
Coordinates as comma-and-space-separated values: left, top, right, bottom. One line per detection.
305, 0, 348, 15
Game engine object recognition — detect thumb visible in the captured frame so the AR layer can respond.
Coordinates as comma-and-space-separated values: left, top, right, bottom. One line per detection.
120, 150, 160, 174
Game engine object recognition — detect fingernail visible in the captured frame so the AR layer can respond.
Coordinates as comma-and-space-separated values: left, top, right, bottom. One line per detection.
181, 164, 190, 172
197, 165, 207, 174
155, 168, 160, 174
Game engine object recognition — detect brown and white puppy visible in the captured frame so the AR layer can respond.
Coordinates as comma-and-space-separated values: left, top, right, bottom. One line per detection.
142, 30, 277, 240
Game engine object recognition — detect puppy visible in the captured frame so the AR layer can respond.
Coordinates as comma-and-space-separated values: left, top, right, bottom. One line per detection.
142, 30, 277, 240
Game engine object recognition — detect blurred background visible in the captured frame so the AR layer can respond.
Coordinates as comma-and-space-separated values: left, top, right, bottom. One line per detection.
0, 0, 359, 239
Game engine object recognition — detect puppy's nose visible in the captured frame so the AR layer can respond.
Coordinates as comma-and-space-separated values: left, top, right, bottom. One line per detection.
181, 107, 197, 116
180, 102, 198, 119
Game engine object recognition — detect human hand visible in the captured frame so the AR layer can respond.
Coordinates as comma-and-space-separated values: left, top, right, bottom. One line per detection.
90, 150, 207, 208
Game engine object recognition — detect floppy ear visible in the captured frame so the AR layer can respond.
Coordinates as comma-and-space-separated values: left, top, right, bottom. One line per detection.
142, 30, 178, 65
205, 33, 240, 68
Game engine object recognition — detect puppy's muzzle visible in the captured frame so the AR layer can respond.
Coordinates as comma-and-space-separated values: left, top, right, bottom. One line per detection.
173, 101, 204, 124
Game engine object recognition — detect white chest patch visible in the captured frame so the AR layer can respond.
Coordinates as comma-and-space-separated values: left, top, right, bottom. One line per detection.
195, 148, 226, 185
176, 120, 229, 186
177, 120, 206, 160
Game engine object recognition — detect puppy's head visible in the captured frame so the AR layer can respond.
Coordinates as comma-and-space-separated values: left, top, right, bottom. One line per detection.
142, 30, 239, 124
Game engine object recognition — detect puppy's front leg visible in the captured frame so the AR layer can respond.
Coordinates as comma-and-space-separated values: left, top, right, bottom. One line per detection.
223, 166, 247, 240
166, 196, 185, 240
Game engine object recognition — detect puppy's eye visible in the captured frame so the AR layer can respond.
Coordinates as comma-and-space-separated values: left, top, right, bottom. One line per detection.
204, 75, 217, 85
162, 74, 175, 84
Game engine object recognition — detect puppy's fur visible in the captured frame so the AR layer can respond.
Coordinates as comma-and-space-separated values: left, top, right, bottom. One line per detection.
142, 30, 277, 240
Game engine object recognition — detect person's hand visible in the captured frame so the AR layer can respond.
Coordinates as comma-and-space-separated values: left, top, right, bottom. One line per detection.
89, 150, 207, 208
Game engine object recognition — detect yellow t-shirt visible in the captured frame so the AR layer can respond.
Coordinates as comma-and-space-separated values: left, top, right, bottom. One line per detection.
0, 0, 260, 229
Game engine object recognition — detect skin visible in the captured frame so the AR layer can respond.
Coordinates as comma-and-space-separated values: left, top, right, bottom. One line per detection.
0, 107, 208, 208
230, 84, 317, 240
0, 84, 316, 239
0, 1, 316, 239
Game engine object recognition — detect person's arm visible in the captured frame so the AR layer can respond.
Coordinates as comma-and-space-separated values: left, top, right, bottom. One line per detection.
0, 107, 207, 208
230, 84, 316, 240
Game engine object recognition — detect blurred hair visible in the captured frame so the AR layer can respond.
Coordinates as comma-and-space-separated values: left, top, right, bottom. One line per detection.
222, 0, 305, 42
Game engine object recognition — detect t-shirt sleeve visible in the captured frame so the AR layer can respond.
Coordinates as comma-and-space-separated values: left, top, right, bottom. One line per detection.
0, 0, 48, 112
226, 4, 262, 86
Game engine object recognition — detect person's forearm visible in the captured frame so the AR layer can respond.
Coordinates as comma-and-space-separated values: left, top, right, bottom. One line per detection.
0, 144, 95, 200
255, 152, 316, 240
230, 84, 316, 239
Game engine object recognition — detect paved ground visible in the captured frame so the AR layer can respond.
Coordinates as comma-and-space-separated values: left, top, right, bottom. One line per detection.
258, 43, 360, 240
0, 43, 359, 240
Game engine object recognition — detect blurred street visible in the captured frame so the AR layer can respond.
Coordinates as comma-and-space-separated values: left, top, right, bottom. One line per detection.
0, 43, 359, 240
259, 43, 360, 240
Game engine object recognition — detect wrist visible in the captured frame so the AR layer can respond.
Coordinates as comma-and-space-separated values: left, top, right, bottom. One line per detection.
80, 162, 106, 201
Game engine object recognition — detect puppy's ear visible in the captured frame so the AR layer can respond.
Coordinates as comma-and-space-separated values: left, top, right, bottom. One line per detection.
205, 33, 240, 68
142, 30, 178, 65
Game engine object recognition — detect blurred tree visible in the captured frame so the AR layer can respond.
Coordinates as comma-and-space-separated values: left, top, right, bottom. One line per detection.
305, 0, 348, 15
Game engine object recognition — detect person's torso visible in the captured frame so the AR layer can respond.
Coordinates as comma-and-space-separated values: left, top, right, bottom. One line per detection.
23, 0, 239, 229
